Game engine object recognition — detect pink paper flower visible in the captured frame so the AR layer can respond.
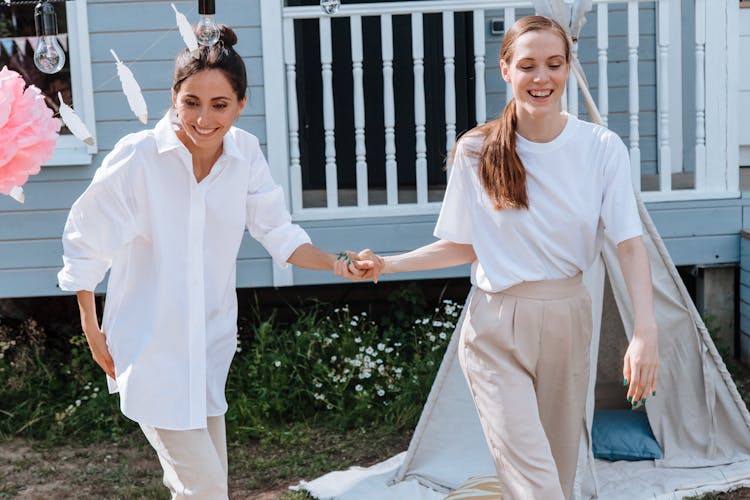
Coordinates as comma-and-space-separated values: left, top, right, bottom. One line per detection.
0, 66, 61, 196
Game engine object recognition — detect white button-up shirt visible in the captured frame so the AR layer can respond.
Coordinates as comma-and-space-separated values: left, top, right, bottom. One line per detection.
58, 113, 311, 430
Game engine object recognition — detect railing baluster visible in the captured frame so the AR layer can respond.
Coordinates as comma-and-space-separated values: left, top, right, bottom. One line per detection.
283, 18, 303, 213
695, 0, 706, 192
658, 0, 671, 193
351, 15, 368, 207
320, 17, 338, 208
628, 0, 641, 191
412, 13, 428, 205
568, 41, 579, 116
504, 8, 515, 104
381, 14, 398, 206
596, 3, 609, 127
473, 9, 486, 124
443, 10, 456, 176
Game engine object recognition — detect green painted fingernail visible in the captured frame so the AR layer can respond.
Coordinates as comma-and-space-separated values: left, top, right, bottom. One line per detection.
632, 400, 638, 407
623, 378, 628, 386
652, 391, 656, 397
641, 398, 647, 405
627, 396, 632, 403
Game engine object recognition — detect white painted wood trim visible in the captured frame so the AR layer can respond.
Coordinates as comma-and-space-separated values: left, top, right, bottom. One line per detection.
704, 0, 728, 193
412, 13, 428, 205
320, 17, 339, 208
694, 0, 707, 192
67, 0, 96, 155
596, 2, 609, 127
505, 7, 515, 104
640, 190, 741, 203
473, 9, 486, 125
351, 16, 369, 208
667, 0, 683, 174
291, 202, 444, 221
261, 1, 291, 205
282, 18, 303, 213
568, 42, 579, 116
627, 0, 641, 191
381, 15, 398, 206
656, 0, 671, 192
260, 2, 296, 287
726, 0, 740, 193
443, 10, 456, 179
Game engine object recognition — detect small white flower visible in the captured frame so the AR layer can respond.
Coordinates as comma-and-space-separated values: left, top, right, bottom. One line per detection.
355, 384, 363, 392
377, 343, 386, 351
377, 389, 385, 397
439, 332, 447, 340
385, 347, 394, 353
394, 342, 402, 347
354, 337, 362, 344
295, 330, 301, 337
433, 320, 443, 327
314, 382, 322, 388
334, 308, 340, 313
361, 311, 367, 316
365, 346, 375, 355
330, 355, 337, 362
331, 333, 340, 339
350, 320, 357, 326
75, 400, 81, 407
274, 361, 281, 367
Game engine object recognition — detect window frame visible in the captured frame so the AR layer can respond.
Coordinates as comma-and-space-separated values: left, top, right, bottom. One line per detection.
46, 0, 97, 166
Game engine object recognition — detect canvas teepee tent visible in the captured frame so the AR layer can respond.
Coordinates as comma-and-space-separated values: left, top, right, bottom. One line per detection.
298, 2, 750, 498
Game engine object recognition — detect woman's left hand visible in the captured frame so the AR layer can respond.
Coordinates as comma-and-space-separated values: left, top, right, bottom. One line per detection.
623, 323, 659, 407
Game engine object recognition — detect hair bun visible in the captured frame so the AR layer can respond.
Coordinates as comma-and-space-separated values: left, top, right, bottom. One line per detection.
218, 25, 238, 48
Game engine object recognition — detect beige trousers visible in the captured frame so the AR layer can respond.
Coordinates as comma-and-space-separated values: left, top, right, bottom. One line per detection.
459, 274, 592, 500
140, 416, 229, 499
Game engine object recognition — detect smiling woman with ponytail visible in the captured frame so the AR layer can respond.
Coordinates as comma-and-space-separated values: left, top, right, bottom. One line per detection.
341, 15, 659, 500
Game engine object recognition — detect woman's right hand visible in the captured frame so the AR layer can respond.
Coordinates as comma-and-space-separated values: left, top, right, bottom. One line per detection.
83, 326, 115, 379
76, 290, 115, 379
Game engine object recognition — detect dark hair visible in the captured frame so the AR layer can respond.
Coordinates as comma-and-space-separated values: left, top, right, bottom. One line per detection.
473, 15, 571, 210
172, 24, 247, 101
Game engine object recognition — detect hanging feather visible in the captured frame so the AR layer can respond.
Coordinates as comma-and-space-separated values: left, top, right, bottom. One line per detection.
171, 3, 199, 55
57, 92, 94, 146
9, 186, 24, 204
110, 49, 148, 124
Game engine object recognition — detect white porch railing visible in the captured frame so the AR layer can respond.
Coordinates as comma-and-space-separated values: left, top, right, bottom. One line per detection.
261, 0, 740, 221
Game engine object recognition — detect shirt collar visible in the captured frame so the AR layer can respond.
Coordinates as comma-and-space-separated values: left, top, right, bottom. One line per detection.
154, 110, 244, 161
154, 111, 184, 155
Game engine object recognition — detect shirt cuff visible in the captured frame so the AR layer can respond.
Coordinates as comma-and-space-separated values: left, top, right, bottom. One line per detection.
260, 225, 312, 269
57, 258, 109, 292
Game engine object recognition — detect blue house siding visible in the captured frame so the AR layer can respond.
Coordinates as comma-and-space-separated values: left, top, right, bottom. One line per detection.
0, 1, 745, 299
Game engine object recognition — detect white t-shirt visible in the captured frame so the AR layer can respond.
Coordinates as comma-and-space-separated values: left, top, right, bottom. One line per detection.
58, 112, 311, 430
434, 114, 642, 292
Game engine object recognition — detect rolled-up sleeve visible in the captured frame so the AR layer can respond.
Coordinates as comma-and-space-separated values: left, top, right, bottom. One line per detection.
245, 148, 311, 268
58, 144, 141, 292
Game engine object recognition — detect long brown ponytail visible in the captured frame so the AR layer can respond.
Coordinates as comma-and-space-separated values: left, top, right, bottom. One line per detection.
475, 15, 570, 210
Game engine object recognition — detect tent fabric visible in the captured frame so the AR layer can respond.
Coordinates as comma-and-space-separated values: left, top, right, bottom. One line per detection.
299, 195, 750, 499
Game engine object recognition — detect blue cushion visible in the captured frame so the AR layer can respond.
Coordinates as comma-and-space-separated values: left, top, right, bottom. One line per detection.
592, 409, 662, 461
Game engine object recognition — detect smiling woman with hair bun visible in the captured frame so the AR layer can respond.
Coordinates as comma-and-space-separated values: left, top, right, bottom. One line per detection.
57, 24, 375, 498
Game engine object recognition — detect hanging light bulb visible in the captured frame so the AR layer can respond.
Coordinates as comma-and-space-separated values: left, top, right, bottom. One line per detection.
196, 0, 219, 47
33, 0, 65, 74
320, 0, 340, 15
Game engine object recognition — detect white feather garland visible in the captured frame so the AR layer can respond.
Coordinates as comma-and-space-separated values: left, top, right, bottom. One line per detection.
171, 3, 199, 54
9, 186, 24, 204
110, 49, 148, 125
57, 92, 94, 146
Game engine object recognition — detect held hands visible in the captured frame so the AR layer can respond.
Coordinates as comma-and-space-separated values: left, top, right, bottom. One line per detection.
623, 322, 659, 408
334, 249, 385, 283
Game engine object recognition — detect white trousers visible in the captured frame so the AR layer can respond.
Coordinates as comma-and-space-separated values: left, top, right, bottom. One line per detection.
140, 415, 229, 499
459, 274, 592, 500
